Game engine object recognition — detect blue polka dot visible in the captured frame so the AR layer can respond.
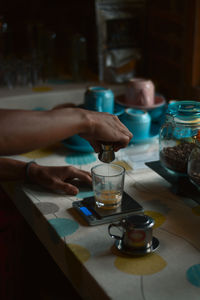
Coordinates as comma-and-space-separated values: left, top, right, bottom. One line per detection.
48, 218, 79, 238
186, 264, 200, 287
65, 152, 96, 165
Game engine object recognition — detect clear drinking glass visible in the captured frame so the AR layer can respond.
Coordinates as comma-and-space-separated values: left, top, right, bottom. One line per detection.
91, 163, 125, 210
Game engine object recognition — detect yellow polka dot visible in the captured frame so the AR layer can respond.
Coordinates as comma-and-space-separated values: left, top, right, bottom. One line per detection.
192, 205, 200, 216
68, 244, 90, 263
114, 253, 167, 275
21, 144, 60, 159
144, 211, 166, 228
114, 160, 133, 171
32, 86, 53, 92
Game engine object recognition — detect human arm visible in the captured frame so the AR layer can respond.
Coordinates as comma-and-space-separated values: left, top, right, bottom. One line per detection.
0, 107, 132, 155
0, 158, 92, 195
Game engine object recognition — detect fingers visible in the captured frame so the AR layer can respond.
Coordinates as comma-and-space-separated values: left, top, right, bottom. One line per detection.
88, 126, 132, 153
55, 179, 92, 196
111, 115, 133, 141
30, 164, 92, 195
67, 167, 92, 185
49, 167, 92, 194
53, 181, 79, 195
82, 111, 133, 151
89, 141, 100, 153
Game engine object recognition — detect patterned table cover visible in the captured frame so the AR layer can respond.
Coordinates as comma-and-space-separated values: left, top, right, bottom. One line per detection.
0, 85, 200, 300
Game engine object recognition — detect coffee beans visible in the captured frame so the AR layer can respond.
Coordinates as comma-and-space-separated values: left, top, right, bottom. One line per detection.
160, 142, 196, 174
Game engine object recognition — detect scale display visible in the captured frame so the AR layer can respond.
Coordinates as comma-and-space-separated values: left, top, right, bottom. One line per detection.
73, 192, 143, 225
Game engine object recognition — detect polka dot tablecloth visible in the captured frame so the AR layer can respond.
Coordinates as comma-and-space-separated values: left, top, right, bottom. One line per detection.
0, 87, 200, 300
5, 145, 200, 300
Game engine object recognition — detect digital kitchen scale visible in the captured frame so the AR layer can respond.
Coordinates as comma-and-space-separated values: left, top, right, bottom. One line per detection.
73, 192, 143, 225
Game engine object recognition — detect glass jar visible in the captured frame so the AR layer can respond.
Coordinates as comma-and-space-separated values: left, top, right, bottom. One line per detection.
159, 100, 200, 176
187, 139, 200, 190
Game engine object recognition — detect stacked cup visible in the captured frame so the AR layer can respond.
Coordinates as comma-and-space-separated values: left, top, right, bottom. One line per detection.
117, 78, 166, 143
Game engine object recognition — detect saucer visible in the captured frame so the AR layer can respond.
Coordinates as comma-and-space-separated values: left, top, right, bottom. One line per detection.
116, 94, 166, 110
114, 237, 159, 256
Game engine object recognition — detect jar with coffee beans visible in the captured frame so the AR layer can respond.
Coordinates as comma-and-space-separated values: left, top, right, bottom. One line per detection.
187, 131, 200, 190
159, 101, 200, 176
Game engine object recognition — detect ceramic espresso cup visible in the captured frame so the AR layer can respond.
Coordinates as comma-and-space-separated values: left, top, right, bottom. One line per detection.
84, 86, 114, 113
108, 214, 155, 250
125, 78, 155, 107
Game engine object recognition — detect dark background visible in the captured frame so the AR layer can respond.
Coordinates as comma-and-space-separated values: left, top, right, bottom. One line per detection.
0, 0, 200, 99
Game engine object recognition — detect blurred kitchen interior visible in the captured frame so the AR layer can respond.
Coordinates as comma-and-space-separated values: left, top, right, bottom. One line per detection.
0, 0, 200, 99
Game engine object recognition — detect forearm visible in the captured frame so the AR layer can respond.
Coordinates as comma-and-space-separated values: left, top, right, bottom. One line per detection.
0, 108, 90, 155
0, 158, 27, 181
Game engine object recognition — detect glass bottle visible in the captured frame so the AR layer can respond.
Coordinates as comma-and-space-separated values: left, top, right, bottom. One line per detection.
159, 100, 200, 176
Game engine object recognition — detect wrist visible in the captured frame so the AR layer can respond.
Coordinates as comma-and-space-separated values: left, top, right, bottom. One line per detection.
50, 107, 92, 136
78, 108, 95, 135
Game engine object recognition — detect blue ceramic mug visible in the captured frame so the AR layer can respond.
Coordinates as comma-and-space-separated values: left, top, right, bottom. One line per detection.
84, 86, 114, 114
119, 108, 151, 143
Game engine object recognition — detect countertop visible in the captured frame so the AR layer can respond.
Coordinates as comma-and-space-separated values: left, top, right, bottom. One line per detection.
0, 84, 200, 300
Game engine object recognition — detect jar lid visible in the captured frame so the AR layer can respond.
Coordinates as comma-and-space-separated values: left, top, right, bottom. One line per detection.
124, 214, 155, 229
167, 101, 200, 125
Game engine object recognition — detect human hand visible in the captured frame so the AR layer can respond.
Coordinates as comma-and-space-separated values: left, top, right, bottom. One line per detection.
80, 110, 133, 152
28, 163, 92, 195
